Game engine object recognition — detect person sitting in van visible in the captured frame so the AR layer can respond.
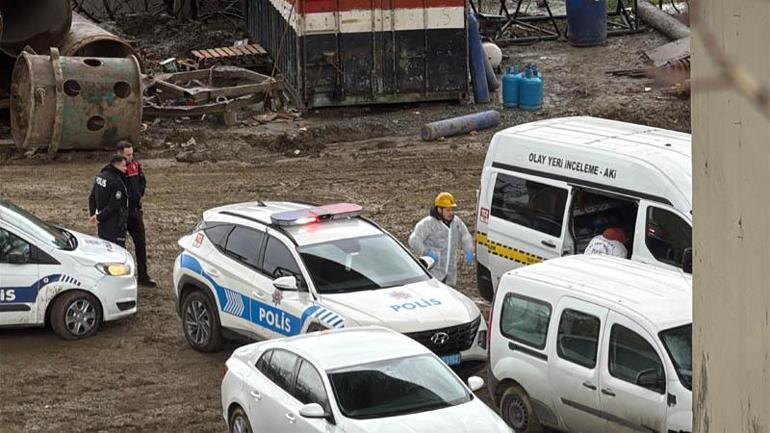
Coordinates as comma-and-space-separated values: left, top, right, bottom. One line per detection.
584, 227, 628, 258
408, 192, 474, 286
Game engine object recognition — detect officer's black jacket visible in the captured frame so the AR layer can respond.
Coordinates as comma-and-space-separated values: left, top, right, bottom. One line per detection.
88, 164, 129, 235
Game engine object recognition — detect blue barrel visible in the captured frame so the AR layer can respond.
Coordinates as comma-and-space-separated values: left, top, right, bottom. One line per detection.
467, 13, 490, 103
520, 68, 543, 111
566, 0, 607, 47
502, 65, 521, 108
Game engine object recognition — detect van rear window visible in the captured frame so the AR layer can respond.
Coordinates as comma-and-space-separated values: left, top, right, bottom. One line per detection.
499, 293, 552, 349
491, 173, 567, 237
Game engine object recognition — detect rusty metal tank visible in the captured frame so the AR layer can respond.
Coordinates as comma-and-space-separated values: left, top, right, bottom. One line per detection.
0, 0, 72, 56
59, 12, 139, 60
10, 48, 142, 153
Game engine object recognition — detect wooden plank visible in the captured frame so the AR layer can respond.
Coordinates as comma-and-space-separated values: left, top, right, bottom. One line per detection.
223, 47, 237, 56
646, 37, 690, 66
214, 48, 229, 57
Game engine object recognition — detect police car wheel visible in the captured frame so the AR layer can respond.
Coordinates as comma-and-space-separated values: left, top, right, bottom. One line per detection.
50, 291, 102, 340
500, 384, 543, 433
229, 407, 253, 433
182, 291, 223, 352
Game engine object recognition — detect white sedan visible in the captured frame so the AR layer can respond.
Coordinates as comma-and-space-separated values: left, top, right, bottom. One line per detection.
222, 327, 512, 433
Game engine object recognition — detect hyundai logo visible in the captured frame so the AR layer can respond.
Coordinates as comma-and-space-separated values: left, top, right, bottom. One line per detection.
430, 332, 449, 345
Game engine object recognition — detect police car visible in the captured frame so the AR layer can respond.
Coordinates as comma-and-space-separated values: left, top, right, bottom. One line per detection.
0, 198, 137, 339
173, 202, 487, 371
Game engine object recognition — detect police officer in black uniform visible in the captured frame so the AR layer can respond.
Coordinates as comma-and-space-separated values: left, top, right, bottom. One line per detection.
88, 155, 129, 247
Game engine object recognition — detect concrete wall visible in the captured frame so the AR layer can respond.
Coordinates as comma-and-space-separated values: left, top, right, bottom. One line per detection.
692, 0, 770, 431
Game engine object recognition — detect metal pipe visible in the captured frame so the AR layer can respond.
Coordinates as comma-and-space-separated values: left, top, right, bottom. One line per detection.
0, 0, 72, 56
420, 110, 501, 141
58, 12, 139, 60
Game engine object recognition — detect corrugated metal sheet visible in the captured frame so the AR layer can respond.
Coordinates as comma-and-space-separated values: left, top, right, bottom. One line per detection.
247, 0, 469, 107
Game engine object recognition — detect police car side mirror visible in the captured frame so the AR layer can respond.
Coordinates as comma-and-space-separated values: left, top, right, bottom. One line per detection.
8, 251, 27, 264
273, 276, 298, 291
682, 248, 693, 274
299, 403, 328, 419
419, 256, 435, 270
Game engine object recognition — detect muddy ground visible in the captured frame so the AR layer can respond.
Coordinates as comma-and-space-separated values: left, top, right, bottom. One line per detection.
0, 12, 689, 433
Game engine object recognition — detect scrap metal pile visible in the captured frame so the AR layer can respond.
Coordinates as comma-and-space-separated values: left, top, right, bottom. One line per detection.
0, 0, 289, 156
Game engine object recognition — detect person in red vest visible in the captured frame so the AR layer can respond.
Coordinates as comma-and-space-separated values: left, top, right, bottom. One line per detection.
117, 141, 157, 287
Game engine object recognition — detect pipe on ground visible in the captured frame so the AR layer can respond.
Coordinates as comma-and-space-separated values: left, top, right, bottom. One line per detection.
637, 1, 690, 40
421, 110, 501, 141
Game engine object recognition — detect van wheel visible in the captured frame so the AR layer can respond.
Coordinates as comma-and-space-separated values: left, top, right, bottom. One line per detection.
51, 291, 102, 340
500, 384, 543, 433
181, 290, 223, 352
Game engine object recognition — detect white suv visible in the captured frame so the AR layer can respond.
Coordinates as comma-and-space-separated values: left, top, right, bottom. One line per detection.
173, 202, 487, 372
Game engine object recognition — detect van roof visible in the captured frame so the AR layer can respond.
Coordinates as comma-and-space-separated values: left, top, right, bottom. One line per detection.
486, 116, 692, 212
502, 255, 692, 330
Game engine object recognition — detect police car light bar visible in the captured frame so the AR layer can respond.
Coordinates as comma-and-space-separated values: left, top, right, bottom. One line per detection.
271, 203, 363, 226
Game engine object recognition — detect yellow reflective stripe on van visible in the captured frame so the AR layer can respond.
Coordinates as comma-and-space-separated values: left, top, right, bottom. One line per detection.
476, 231, 544, 266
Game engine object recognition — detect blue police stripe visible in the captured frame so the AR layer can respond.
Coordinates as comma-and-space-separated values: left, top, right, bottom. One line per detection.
180, 254, 326, 336
0, 274, 62, 304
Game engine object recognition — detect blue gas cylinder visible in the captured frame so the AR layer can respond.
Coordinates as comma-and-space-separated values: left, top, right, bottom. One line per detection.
502, 65, 521, 108
566, 0, 608, 47
520, 67, 543, 111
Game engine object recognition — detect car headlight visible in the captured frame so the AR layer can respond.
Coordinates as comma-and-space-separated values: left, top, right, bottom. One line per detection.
97, 263, 131, 276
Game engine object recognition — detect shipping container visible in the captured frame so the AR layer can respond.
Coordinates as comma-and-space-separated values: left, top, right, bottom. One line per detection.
246, 0, 469, 108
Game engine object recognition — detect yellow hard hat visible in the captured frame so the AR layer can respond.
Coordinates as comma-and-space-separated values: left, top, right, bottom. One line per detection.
434, 192, 457, 208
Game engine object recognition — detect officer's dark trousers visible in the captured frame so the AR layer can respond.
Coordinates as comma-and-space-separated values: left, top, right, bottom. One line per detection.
127, 208, 148, 278
98, 226, 126, 248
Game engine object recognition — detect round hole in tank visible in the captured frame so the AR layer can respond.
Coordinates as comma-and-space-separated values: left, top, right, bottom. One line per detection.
83, 58, 103, 67
113, 81, 131, 98
63, 80, 81, 97
87, 116, 106, 131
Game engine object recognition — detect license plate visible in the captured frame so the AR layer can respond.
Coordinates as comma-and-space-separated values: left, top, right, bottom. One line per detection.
440, 353, 462, 366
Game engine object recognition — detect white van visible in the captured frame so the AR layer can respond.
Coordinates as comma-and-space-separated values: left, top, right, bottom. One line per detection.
475, 116, 692, 301
487, 254, 692, 433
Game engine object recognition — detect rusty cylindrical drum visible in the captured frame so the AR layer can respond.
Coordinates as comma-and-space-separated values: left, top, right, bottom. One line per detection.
10, 48, 142, 151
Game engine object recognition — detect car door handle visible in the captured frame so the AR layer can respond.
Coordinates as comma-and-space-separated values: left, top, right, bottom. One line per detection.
541, 240, 556, 248
249, 390, 262, 401
581, 381, 597, 390
285, 413, 296, 423
252, 291, 268, 301
601, 388, 616, 397
204, 267, 221, 278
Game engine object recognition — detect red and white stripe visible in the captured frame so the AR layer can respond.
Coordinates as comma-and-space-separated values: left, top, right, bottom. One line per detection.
268, 0, 466, 35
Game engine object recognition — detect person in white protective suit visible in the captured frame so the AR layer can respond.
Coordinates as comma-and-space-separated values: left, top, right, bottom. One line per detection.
408, 192, 474, 286
584, 227, 629, 258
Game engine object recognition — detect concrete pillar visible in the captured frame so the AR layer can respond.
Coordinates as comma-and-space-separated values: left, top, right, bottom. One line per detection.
692, 0, 770, 431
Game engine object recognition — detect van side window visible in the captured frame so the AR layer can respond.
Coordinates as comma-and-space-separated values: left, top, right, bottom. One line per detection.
645, 207, 691, 267
491, 173, 567, 237
556, 309, 600, 368
609, 325, 665, 394
500, 293, 552, 349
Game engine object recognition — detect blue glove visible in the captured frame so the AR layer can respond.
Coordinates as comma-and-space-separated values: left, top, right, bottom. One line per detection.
426, 250, 439, 262
465, 250, 474, 266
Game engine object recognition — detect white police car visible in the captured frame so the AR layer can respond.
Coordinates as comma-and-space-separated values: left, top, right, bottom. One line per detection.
173, 202, 487, 372
222, 327, 512, 433
0, 198, 137, 339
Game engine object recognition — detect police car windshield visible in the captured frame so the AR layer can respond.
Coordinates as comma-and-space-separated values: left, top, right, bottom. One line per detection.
659, 324, 692, 391
298, 234, 429, 294
0, 199, 73, 250
328, 354, 471, 420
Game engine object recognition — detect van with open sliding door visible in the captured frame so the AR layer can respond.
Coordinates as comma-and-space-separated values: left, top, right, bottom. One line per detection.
475, 116, 692, 301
